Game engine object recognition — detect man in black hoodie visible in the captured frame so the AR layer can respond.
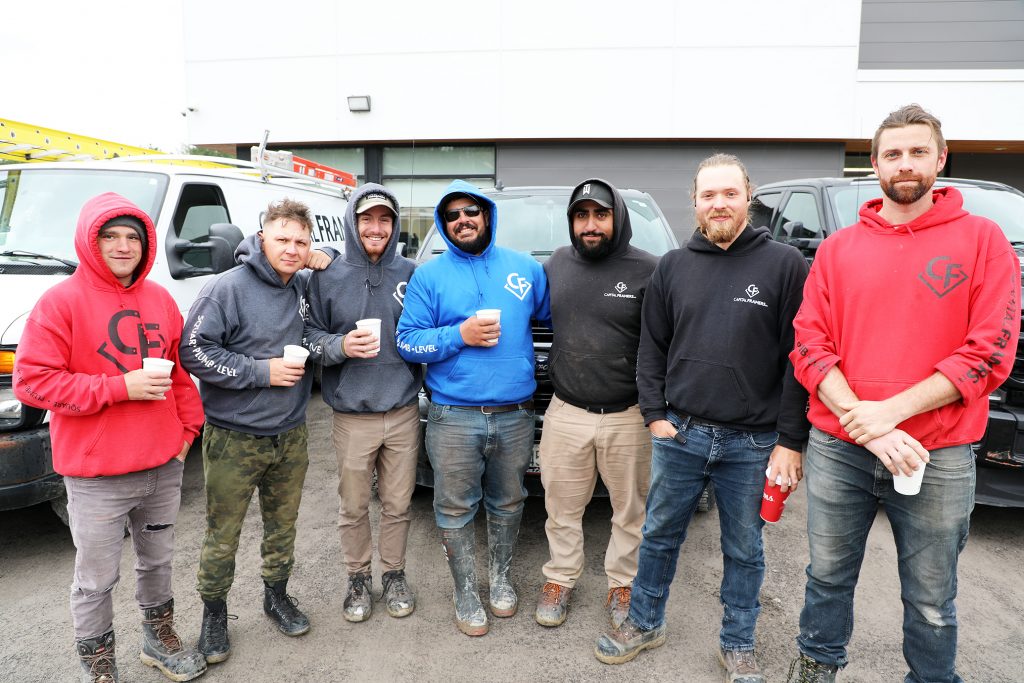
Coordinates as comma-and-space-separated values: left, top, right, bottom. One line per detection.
595, 155, 809, 683
534, 179, 657, 630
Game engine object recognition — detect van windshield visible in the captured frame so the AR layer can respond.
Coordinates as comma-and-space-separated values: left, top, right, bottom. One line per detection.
0, 169, 169, 261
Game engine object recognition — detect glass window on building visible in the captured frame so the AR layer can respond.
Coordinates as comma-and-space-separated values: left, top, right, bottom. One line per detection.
294, 147, 366, 184
382, 146, 495, 254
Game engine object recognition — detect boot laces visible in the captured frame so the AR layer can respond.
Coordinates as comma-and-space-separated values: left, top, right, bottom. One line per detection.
349, 573, 370, 599
787, 655, 833, 683
610, 586, 631, 609
143, 610, 182, 652
541, 582, 566, 603
82, 648, 116, 681
273, 591, 304, 621
382, 571, 408, 597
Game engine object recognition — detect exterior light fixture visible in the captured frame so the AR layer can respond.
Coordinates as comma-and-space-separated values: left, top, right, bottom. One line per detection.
347, 96, 371, 112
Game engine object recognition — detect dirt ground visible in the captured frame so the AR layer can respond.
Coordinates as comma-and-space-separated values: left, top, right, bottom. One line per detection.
2, 394, 1023, 682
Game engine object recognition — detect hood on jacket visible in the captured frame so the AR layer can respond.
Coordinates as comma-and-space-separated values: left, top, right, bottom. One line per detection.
74, 192, 157, 290
343, 183, 403, 291
858, 186, 969, 235
234, 233, 293, 288
687, 224, 771, 255
433, 180, 498, 258
566, 178, 633, 259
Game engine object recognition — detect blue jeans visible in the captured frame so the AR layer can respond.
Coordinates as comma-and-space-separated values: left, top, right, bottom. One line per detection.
797, 427, 974, 683
628, 411, 776, 651
425, 402, 534, 529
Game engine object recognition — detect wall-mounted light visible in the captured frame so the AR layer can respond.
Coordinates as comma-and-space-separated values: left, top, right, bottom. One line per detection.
347, 96, 371, 112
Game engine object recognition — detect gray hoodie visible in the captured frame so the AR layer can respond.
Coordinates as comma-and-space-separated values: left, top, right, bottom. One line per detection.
180, 233, 313, 435
304, 183, 421, 413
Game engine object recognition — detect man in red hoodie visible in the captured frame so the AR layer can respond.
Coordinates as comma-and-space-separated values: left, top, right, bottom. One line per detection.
14, 193, 207, 682
786, 105, 1021, 683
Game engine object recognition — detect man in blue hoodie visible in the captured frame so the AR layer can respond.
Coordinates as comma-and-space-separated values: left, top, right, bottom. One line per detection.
305, 184, 422, 623
397, 180, 551, 636
181, 199, 322, 666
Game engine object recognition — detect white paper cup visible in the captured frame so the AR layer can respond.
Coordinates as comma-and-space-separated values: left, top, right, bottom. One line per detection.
893, 462, 926, 496
142, 357, 175, 377
476, 308, 501, 322
283, 344, 310, 367
355, 318, 382, 356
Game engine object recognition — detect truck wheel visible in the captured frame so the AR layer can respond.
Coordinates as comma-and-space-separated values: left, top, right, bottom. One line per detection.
50, 492, 70, 526
696, 482, 716, 513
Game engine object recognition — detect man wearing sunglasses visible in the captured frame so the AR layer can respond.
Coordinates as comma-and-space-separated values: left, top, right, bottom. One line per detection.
397, 180, 551, 637
534, 178, 657, 631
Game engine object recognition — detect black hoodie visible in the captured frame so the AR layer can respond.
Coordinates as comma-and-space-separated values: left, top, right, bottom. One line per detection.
543, 179, 658, 410
637, 225, 810, 449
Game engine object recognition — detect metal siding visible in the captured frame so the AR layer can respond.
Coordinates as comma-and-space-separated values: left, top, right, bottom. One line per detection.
496, 143, 844, 240
860, 0, 1024, 69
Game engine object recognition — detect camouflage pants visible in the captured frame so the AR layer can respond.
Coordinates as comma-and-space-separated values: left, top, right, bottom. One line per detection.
196, 423, 309, 601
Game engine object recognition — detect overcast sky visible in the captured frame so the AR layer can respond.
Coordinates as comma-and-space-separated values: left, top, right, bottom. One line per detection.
3, 2, 189, 152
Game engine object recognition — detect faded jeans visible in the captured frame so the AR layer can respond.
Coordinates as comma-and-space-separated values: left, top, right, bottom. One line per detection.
628, 411, 776, 652
797, 427, 973, 683
424, 402, 534, 529
64, 458, 185, 640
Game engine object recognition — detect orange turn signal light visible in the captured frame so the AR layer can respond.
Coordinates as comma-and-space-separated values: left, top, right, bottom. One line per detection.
0, 350, 15, 374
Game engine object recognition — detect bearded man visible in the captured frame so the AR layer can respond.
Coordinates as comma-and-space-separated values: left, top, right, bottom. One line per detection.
594, 154, 811, 683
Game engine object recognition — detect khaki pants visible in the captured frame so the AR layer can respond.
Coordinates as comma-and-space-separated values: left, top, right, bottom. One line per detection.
332, 403, 420, 575
539, 396, 651, 589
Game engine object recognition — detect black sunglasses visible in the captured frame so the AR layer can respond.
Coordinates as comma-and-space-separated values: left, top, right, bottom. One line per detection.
444, 205, 483, 222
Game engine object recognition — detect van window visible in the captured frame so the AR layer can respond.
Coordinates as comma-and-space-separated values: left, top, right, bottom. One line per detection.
173, 184, 230, 268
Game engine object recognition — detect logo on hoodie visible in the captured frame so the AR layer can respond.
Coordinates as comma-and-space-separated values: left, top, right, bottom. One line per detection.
733, 283, 767, 308
394, 281, 407, 307
505, 273, 532, 301
919, 256, 968, 298
97, 310, 167, 373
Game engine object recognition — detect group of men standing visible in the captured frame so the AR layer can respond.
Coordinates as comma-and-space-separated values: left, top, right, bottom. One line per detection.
14, 103, 1018, 683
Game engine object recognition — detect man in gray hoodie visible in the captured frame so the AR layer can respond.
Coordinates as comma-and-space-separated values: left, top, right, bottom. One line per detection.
305, 184, 422, 623
181, 198, 319, 666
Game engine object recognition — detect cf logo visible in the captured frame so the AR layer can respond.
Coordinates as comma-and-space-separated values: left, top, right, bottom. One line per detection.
504, 273, 532, 301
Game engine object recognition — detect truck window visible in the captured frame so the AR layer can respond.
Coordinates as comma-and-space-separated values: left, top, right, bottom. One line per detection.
173, 183, 230, 268
774, 192, 822, 240
751, 192, 781, 231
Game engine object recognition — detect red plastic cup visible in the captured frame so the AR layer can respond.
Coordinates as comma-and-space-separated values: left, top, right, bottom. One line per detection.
760, 476, 792, 523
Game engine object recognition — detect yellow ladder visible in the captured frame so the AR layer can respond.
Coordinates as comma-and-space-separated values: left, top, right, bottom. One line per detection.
0, 117, 162, 163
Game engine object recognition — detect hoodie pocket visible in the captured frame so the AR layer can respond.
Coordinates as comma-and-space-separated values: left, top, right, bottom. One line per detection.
446, 355, 534, 400
83, 402, 184, 472
334, 361, 417, 411
667, 357, 749, 423
549, 349, 634, 403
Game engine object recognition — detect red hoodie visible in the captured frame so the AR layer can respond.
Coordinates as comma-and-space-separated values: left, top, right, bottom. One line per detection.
14, 193, 204, 477
791, 187, 1021, 449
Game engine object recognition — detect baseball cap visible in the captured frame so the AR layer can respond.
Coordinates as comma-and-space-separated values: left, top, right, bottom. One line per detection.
568, 181, 614, 213
356, 192, 397, 215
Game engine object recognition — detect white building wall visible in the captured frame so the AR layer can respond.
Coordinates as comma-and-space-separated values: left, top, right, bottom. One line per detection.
183, 0, 1022, 145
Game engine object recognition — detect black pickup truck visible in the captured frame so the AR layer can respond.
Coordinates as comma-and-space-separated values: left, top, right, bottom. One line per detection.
751, 176, 1024, 507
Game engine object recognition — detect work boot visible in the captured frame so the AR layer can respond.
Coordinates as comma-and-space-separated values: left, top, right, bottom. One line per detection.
594, 616, 667, 665
381, 569, 416, 618
486, 512, 521, 617
441, 525, 488, 636
719, 648, 765, 683
606, 586, 632, 629
534, 582, 572, 627
197, 598, 235, 664
139, 599, 207, 681
263, 580, 311, 636
76, 630, 118, 683
786, 653, 838, 683
343, 572, 373, 622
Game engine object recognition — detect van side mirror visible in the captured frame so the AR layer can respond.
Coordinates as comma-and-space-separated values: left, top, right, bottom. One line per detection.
168, 222, 245, 279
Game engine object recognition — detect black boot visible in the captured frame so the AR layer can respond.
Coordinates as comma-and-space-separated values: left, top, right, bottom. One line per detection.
197, 598, 234, 664
76, 630, 118, 683
487, 511, 522, 617
441, 525, 488, 636
139, 598, 208, 681
263, 580, 311, 636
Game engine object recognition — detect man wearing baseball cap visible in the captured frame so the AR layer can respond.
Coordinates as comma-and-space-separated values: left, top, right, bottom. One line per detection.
534, 178, 657, 630
305, 183, 423, 623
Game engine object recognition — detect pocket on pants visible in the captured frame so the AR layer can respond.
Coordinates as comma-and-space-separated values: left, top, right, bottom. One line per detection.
746, 430, 779, 450
427, 402, 448, 423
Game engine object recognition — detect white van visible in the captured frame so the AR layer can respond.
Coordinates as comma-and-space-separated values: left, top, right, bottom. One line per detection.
0, 157, 349, 520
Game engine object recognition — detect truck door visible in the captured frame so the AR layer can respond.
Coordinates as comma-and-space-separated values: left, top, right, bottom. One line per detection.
770, 188, 825, 262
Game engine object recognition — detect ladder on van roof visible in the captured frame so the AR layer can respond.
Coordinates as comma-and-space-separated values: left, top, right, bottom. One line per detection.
0, 118, 357, 195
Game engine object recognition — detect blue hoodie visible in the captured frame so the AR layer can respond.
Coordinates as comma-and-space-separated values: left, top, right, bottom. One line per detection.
396, 180, 551, 406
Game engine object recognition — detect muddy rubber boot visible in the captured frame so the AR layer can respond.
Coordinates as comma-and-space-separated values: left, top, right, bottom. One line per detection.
77, 630, 119, 682
486, 512, 521, 617
263, 580, 311, 636
197, 598, 234, 664
139, 599, 208, 681
440, 525, 488, 636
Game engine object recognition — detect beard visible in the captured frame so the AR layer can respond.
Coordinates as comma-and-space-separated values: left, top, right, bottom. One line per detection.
880, 173, 933, 205
575, 233, 613, 259
697, 211, 747, 244
450, 222, 491, 255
